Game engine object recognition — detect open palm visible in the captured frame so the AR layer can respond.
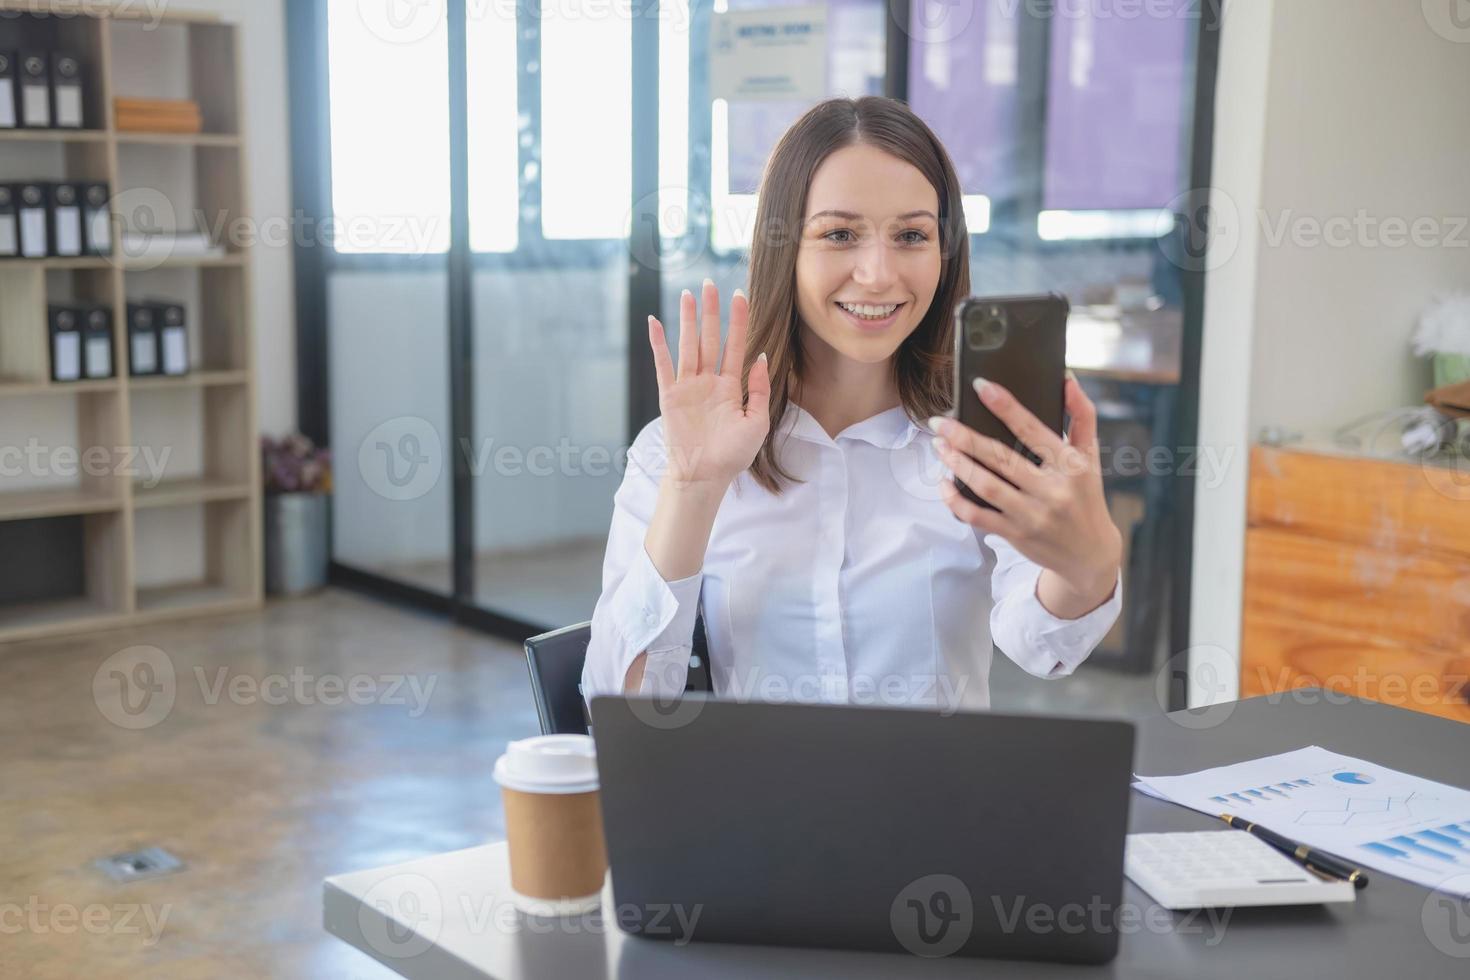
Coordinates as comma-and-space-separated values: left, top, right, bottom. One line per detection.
648, 280, 771, 488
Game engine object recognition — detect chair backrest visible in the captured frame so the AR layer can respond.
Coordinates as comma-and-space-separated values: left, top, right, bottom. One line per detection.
524, 617, 713, 735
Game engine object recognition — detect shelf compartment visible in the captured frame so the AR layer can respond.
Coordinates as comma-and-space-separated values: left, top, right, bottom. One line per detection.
124, 264, 249, 372
109, 19, 239, 137
132, 497, 256, 618
128, 381, 250, 494
0, 510, 129, 640
0, 387, 131, 505
0, 9, 108, 130
114, 141, 246, 262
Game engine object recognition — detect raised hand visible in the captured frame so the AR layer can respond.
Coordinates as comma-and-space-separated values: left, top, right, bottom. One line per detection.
648, 279, 771, 490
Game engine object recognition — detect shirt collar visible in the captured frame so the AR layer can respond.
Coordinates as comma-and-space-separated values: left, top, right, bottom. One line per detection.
777, 403, 924, 450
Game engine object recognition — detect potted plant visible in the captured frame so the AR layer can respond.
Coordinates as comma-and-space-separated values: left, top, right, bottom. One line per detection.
261, 434, 332, 595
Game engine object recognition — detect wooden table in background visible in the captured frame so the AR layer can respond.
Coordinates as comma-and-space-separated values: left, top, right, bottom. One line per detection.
1242, 444, 1470, 724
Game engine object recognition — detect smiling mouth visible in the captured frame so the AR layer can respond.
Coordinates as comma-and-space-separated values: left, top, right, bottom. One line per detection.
835, 300, 906, 325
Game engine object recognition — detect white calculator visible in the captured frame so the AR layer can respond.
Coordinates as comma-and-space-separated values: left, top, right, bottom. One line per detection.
1124, 831, 1358, 909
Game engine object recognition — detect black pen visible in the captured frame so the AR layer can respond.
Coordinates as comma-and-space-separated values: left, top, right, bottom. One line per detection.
1220, 813, 1369, 889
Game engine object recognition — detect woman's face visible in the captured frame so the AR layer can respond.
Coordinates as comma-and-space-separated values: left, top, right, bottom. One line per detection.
794, 143, 943, 366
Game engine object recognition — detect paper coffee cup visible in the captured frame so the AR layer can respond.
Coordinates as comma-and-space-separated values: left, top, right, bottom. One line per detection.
493, 734, 607, 915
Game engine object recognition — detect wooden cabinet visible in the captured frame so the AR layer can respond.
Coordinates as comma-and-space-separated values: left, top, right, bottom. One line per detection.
1242, 446, 1470, 724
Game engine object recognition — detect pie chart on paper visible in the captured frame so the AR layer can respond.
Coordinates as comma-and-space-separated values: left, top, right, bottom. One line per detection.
1332, 772, 1375, 785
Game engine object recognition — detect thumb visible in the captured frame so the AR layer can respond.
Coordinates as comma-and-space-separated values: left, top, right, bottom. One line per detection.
1064, 373, 1099, 458
745, 352, 771, 421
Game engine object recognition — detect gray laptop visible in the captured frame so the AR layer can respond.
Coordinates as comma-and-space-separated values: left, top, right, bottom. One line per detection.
589, 695, 1136, 965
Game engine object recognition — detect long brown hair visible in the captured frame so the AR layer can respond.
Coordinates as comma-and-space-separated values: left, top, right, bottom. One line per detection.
742, 96, 971, 494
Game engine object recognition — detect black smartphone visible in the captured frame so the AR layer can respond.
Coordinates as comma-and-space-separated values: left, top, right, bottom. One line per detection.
952, 293, 1069, 509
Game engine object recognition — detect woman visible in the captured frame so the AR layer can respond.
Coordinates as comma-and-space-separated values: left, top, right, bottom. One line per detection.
582, 96, 1122, 713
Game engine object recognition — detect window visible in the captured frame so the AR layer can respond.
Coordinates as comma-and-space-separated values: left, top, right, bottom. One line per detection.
540, 6, 632, 239
467, 7, 519, 252
326, 0, 450, 255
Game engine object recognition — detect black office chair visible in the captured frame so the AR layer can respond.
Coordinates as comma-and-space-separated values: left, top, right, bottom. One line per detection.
523, 616, 714, 735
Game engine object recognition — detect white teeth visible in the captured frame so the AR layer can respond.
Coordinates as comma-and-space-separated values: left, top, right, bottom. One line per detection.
837, 302, 899, 319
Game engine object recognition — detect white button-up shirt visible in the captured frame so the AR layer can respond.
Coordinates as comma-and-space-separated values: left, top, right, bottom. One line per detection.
582, 404, 1122, 713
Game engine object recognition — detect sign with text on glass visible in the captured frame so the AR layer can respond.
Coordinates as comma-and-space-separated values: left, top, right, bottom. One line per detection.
710, 6, 828, 103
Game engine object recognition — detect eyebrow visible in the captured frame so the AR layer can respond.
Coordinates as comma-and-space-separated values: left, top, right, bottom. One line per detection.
804, 209, 938, 225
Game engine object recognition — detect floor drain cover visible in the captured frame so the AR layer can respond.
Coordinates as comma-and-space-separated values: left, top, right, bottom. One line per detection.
94, 847, 184, 882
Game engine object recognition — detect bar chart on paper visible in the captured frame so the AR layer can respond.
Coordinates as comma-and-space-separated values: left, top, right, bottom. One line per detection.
1136, 746, 1470, 896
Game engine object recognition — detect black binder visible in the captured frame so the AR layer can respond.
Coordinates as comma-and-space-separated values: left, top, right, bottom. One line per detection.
18, 51, 48, 128
152, 300, 189, 376
83, 306, 114, 379
0, 51, 17, 129
49, 306, 82, 382
49, 183, 84, 257
16, 182, 48, 258
0, 186, 17, 259
83, 183, 111, 255
51, 52, 83, 128
126, 302, 160, 376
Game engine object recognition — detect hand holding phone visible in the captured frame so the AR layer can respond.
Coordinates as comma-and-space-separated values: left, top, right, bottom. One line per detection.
951, 294, 1068, 508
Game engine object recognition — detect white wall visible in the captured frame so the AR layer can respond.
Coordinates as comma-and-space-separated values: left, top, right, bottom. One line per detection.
1190, 0, 1470, 703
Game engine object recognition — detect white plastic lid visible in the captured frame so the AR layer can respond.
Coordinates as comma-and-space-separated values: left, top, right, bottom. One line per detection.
493, 734, 599, 794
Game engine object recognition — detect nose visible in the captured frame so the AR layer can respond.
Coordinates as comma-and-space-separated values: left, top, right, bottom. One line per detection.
850, 239, 896, 292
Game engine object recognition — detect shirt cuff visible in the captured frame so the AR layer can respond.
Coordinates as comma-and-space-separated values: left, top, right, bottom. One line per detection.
1018, 565, 1123, 677
611, 545, 703, 692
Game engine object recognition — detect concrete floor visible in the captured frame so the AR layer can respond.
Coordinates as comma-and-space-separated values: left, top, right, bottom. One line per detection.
1, 588, 1161, 978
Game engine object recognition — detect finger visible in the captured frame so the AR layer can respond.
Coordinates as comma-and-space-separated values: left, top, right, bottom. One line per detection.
936, 440, 1030, 515
1064, 373, 1100, 459
931, 418, 1042, 492
700, 278, 722, 375
974, 378, 1067, 464
940, 479, 1014, 537
745, 351, 771, 420
677, 288, 698, 378
721, 288, 749, 378
648, 315, 674, 392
